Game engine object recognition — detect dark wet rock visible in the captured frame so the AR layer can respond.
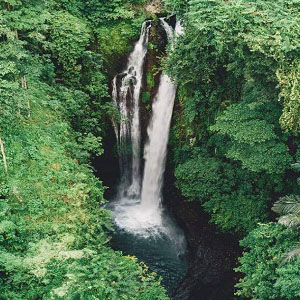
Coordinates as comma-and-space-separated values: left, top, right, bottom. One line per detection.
163, 170, 242, 300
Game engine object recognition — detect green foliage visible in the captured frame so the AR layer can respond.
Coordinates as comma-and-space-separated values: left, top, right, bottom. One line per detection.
1, 237, 168, 299
82, 0, 146, 26
96, 21, 141, 62
168, 0, 300, 298
277, 59, 300, 133
274, 256, 300, 299
167, 0, 298, 236
210, 102, 292, 174
235, 223, 299, 300
48, 11, 91, 82
203, 193, 267, 235
142, 91, 151, 104
0, 0, 168, 299
273, 194, 300, 228
164, 0, 189, 15
148, 41, 157, 51
0, 68, 167, 300
82, 0, 148, 66
175, 151, 270, 233
180, 0, 300, 134
146, 71, 155, 89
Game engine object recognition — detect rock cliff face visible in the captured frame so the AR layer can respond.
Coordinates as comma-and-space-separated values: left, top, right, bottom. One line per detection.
145, 1, 163, 14
140, 19, 166, 144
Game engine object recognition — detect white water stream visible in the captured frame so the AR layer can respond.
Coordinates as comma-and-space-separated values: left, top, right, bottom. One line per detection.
112, 21, 151, 196
109, 18, 184, 241
140, 18, 179, 212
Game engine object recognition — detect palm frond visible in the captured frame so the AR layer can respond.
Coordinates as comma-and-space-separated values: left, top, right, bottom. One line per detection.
272, 195, 300, 215
291, 162, 300, 172
282, 243, 300, 264
278, 214, 300, 228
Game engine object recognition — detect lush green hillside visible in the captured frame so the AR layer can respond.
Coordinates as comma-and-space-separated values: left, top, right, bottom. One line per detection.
166, 0, 300, 299
0, 0, 168, 299
3, 0, 300, 299
0, 85, 167, 300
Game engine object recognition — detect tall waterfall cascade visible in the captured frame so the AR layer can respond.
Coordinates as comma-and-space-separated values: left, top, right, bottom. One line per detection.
112, 21, 151, 197
109, 18, 184, 238
140, 18, 181, 212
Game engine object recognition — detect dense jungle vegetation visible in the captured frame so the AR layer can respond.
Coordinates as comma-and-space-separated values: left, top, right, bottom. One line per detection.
0, 0, 168, 299
166, 0, 300, 299
2, 0, 300, 299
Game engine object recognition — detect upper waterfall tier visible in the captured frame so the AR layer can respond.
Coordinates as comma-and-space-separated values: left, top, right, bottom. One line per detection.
112, 21, 151, 197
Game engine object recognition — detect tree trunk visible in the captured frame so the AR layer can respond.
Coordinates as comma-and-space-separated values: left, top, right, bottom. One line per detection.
0, 131, 8, 176
21, 76, 30, 117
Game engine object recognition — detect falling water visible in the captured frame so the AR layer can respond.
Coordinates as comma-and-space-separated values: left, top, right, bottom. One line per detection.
112, 21, 151, 196
140, 19, 182, 212
107, 18, 187, 293
109, 18, 183, 236
139, 72, 176, 210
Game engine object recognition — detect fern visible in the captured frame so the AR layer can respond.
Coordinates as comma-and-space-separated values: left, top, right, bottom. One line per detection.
272, 195, 300, 216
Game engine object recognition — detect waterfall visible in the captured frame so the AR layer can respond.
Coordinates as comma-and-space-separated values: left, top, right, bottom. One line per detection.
140, 19, 180, 211
109, 18, 183, 237
112, 21, 151, 196
140, 72, 176, 210
107, 19, 187, 288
